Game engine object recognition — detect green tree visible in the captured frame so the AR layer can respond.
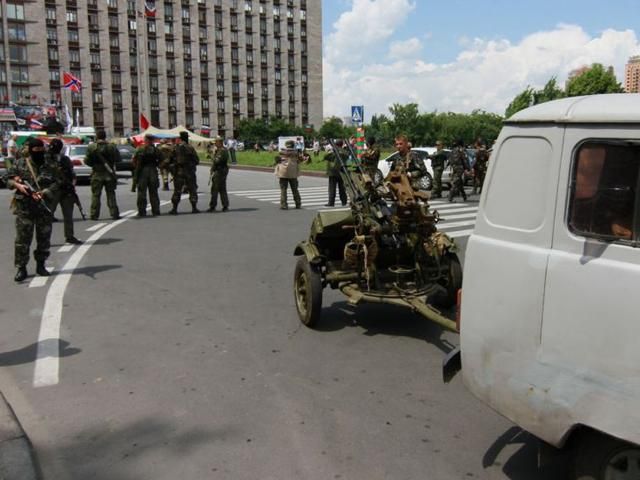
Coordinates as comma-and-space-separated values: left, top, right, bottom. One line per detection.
388, 103, 420, 142
505, 87, 534, 118
237, 118, 270, 142
533, 77, 565, 105
319, 116, 348, 139
565, 63, 624, 97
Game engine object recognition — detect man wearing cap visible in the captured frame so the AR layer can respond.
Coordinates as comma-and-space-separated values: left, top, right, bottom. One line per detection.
132, 134, 162, 216
207, 135, 230, 212
168, 131, 200, 214
5, 138, 61, 282
274, 139, 308, 210
85, 129, 121, 220
428, 140, 448, 199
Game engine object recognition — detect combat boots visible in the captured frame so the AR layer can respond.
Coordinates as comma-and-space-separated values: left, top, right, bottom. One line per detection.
14, 267, 27, 282
191, 202, 200, 214
169, 202, 178, 215
163, 181, 170, 191
36, 261, 50, 277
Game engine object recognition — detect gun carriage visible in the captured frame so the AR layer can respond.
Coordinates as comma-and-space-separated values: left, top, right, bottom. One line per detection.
293, 140, 461, 332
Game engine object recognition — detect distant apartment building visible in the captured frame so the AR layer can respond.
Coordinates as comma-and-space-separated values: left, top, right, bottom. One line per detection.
624, 56, 640, 93
0, 0, 322, 137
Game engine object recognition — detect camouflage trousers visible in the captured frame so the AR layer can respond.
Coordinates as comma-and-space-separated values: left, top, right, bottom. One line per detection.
172, 173, 198, 206
137, 166, 160, 215
159, 162, 171, 189
448, 167, 467, 201
90, 176, 119, 219
473, 165, 487, 194
279, 178, 301, 208
14, 213, 52, 267
210, 173, 229, 209
432, 165, 444, 196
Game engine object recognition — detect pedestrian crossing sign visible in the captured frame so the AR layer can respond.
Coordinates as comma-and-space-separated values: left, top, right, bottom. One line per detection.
351, 106, 364, 125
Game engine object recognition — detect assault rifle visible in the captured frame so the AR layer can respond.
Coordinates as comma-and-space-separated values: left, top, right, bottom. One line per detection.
64, 184, 86, 220
21, 180, 53, 215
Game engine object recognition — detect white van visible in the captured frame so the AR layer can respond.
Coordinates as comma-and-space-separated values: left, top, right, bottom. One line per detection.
458, 94, 640, 478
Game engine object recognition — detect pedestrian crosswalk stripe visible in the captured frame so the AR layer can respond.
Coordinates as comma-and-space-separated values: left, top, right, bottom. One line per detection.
29, 276, 49, 288
230, 186, 479, 238
447, 229, 475, 238
86, 223, 107, 232
57, 245, 74, 253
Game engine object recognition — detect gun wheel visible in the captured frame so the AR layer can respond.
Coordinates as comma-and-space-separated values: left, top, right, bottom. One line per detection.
437, 252, 462, 308
294, 257, 323, 328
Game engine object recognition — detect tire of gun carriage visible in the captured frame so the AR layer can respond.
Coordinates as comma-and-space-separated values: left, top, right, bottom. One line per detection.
293, 256, 323, 328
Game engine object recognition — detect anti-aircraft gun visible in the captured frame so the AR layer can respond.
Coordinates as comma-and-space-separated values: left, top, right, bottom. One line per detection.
293, 139, 462, 332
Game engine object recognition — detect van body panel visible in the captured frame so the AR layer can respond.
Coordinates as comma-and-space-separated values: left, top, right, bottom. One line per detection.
538, 125, 640, 446
461, 124, 564, 443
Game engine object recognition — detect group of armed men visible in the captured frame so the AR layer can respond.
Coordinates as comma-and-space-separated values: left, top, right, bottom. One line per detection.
4, 130, 230, 282
274, 134, 490, 211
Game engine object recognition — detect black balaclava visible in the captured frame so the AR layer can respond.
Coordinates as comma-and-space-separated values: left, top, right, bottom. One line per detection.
29, 139, 46, 164
49, 139, 64, 155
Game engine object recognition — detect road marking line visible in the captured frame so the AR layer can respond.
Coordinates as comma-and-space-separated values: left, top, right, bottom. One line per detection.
439, 213, 477, 221
29, 276, 49, 288
447, 229, 475, 238
121, 209, 136, 216
230, 187, 326, 194
57, 245, 74, 253
86, 223, 107, 232
438, 220, 477, 230
34, 219, 129, 387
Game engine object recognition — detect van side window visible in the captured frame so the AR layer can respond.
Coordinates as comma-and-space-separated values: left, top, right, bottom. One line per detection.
569, 142, 640, 242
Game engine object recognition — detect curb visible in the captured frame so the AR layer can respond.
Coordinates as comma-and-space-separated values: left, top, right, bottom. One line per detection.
0, 392, 40, 480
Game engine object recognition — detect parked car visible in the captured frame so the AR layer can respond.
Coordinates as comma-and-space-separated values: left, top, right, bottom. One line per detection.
115, 144, 136, 172
62, 144, 91, 182
377, 147, 475, 190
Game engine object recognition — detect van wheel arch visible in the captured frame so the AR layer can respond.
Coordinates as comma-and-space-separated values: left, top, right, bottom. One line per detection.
567, 427, 640, 480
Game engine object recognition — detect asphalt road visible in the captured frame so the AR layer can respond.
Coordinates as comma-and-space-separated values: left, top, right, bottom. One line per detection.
0, 168, 564, 479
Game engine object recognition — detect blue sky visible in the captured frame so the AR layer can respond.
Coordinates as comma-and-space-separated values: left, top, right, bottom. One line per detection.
321, 0, 640, 120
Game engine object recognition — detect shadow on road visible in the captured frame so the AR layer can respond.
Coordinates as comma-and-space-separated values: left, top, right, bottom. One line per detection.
314, 301, 457, 354
483, 426, 567, 479
0, 339, 81, 367
54, 264, 122, 279
39, 418, 238, 480
91, 237, 123, 246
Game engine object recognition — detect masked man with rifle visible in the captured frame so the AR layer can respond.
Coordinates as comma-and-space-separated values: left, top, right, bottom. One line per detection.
168, 131, 200, 214
48, 138, 83, 244
132, 134, 162, 217
5, 138, 61, 282
84, 130, 121, 220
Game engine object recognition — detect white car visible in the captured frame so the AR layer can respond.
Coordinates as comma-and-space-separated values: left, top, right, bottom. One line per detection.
62, 144, 92, 181
377, 147, 475, 190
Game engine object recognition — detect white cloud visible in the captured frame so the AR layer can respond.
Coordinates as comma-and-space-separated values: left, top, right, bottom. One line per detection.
325, 0, 416, 64
323, 24, 640, 120
388, 38, 423, 59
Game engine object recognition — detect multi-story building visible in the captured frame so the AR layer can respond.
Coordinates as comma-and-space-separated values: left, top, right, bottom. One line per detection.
0, 0, 322, 137
624, 55, 640, 93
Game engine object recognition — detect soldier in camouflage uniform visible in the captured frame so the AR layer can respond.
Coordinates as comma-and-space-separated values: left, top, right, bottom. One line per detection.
428, 140, 448, 198
389, 134, 428, 190
84, 130, 121, 220
168, 131, 200, 214
158, 138, 174, 191
472, 138, 489, 195
322, 139, 349, 207
207, 136, 230, 212
132, 134, 162, 217
274, 139, 309, 209
447, 139, 471, 203
5, 138, 61, 282
360, 137, 380, 180
48, 139, 82, 244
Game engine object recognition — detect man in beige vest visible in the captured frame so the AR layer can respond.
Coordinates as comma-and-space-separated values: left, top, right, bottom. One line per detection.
274, 140, 308, 210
